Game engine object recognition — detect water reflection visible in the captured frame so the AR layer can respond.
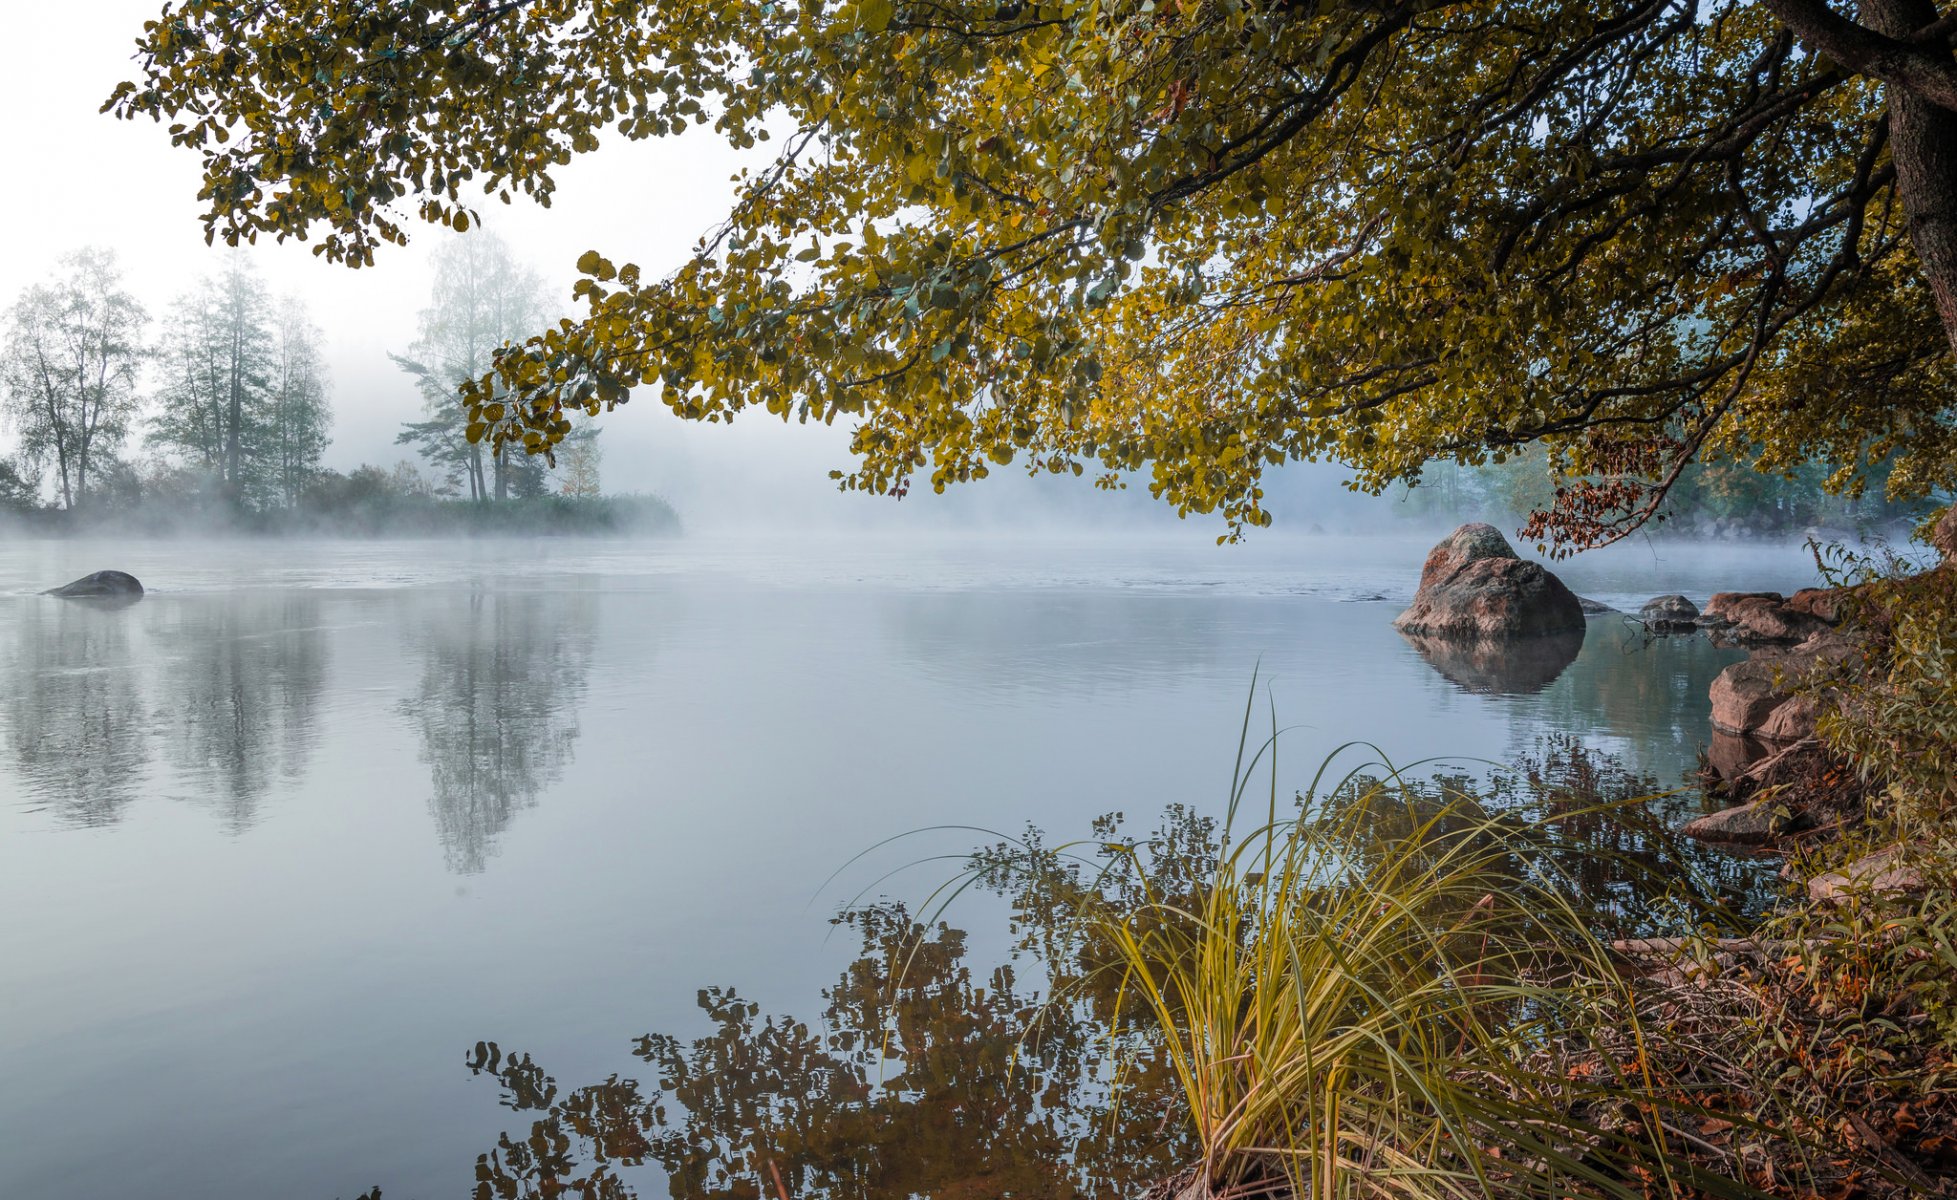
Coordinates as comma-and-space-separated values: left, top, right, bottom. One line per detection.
400, 590, 598, 873
153, 595, 328, 831
4, 601, 147, 826
432, 760, 1762, 1200
454, 904, 1188, 1200
1399, 629, 1586, 694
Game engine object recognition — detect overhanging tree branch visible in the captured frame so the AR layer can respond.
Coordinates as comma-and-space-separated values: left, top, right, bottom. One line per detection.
1763, 0, 1957, 111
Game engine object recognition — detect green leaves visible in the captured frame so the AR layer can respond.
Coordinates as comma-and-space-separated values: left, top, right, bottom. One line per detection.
116, 0, 1954, 543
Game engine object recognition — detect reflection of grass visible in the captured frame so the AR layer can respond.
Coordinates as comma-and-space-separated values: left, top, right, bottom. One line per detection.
954, 690, 1764, 1200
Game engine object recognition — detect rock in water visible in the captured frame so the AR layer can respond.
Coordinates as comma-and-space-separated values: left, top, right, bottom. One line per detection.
1392, 523, 1585, 639
1680, 798, 1794, 844
1639, 594, 1700, 630
44, 570, 144, 601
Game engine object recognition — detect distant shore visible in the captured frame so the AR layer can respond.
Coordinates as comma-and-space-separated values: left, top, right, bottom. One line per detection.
0, 493, 681, 540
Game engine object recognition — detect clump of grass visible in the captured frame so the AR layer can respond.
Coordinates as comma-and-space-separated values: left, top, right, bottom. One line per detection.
953, 695, 1766, 1200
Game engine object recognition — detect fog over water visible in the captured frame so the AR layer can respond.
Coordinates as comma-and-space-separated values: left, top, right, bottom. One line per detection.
0, 531, 1820, 1200
0, 10, 1887, 1200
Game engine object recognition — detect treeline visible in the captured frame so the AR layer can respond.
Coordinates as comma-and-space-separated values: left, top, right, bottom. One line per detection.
1392, 445, 1936, 539
1, 236, 665, 537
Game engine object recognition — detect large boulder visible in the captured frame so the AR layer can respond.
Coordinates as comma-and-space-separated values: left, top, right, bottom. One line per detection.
1758, 694, 1819, 743
43, 570, 144, 601
1392, 524, 1585, 639
1708, 657, 1792, 735
1707, 631, 1859, 736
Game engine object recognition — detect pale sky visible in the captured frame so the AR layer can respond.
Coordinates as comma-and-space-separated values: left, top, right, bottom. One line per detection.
0, 1, 872, 521
0, 1, 1375, 533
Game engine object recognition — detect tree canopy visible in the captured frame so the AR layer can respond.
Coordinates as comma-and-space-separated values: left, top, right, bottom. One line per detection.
107, 0, 1957, 544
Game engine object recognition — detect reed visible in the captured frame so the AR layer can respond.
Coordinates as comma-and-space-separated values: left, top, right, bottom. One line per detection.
975, 693, 1766, 1200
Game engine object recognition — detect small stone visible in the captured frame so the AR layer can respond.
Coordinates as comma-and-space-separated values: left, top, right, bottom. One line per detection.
1809, 845, 1929, 904
1680, 798, 1790, 844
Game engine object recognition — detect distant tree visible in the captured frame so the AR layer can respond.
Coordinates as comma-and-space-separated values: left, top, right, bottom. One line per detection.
112, 1, 1957, 548
0, 248, 146, 511
267, 297, 332, 507
394, 232, 550, 502
555, 426, 603, 498
150, 259, 277, 507
0, 456, 39, 512
388, 459, 433, 498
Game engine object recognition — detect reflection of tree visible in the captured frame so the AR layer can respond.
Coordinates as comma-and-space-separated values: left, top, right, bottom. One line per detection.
402, 590, 596, 873
156, 594, 328, 830
154, 591, 328, 830
461, 905, 1189, 1200
437, 764, 1766, 1200
4, 601, 147, 826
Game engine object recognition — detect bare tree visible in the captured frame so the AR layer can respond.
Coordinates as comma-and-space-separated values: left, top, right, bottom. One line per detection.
1, 248, 146, 511
554, 426, 603, 498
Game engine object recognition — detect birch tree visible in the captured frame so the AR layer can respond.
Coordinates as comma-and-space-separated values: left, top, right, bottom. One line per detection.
1, 248, 145, 511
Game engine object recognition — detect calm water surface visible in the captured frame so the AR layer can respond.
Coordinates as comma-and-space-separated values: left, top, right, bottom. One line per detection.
0, 532, 1820, 1199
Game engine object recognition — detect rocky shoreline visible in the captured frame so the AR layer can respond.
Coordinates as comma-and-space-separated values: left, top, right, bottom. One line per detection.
1395, 517, 1953, 904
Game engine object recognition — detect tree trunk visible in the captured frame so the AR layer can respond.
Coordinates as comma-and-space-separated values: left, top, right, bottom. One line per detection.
1863, 0, 1957, 354
227, 323, 244, 503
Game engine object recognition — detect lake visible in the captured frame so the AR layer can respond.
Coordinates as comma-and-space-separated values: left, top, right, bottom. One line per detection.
0, 532, 1820, 1199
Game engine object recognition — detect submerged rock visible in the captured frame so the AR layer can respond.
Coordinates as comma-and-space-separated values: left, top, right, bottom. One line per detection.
1576, 595, 1617, 615
43, 570, 144, 602
1639, 594, 1700, 630
1392, 523, 1585, 640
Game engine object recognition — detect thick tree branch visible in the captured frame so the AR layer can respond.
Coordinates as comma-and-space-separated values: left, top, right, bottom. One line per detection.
1763, 0, 1957, 111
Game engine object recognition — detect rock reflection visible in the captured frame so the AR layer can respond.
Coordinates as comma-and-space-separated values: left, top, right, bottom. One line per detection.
1400, 628, 1586, 695
402, 590, 597, 873
458, 904, 1188, 1200
155, 594, 328, 830
4, 600, 147, 825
